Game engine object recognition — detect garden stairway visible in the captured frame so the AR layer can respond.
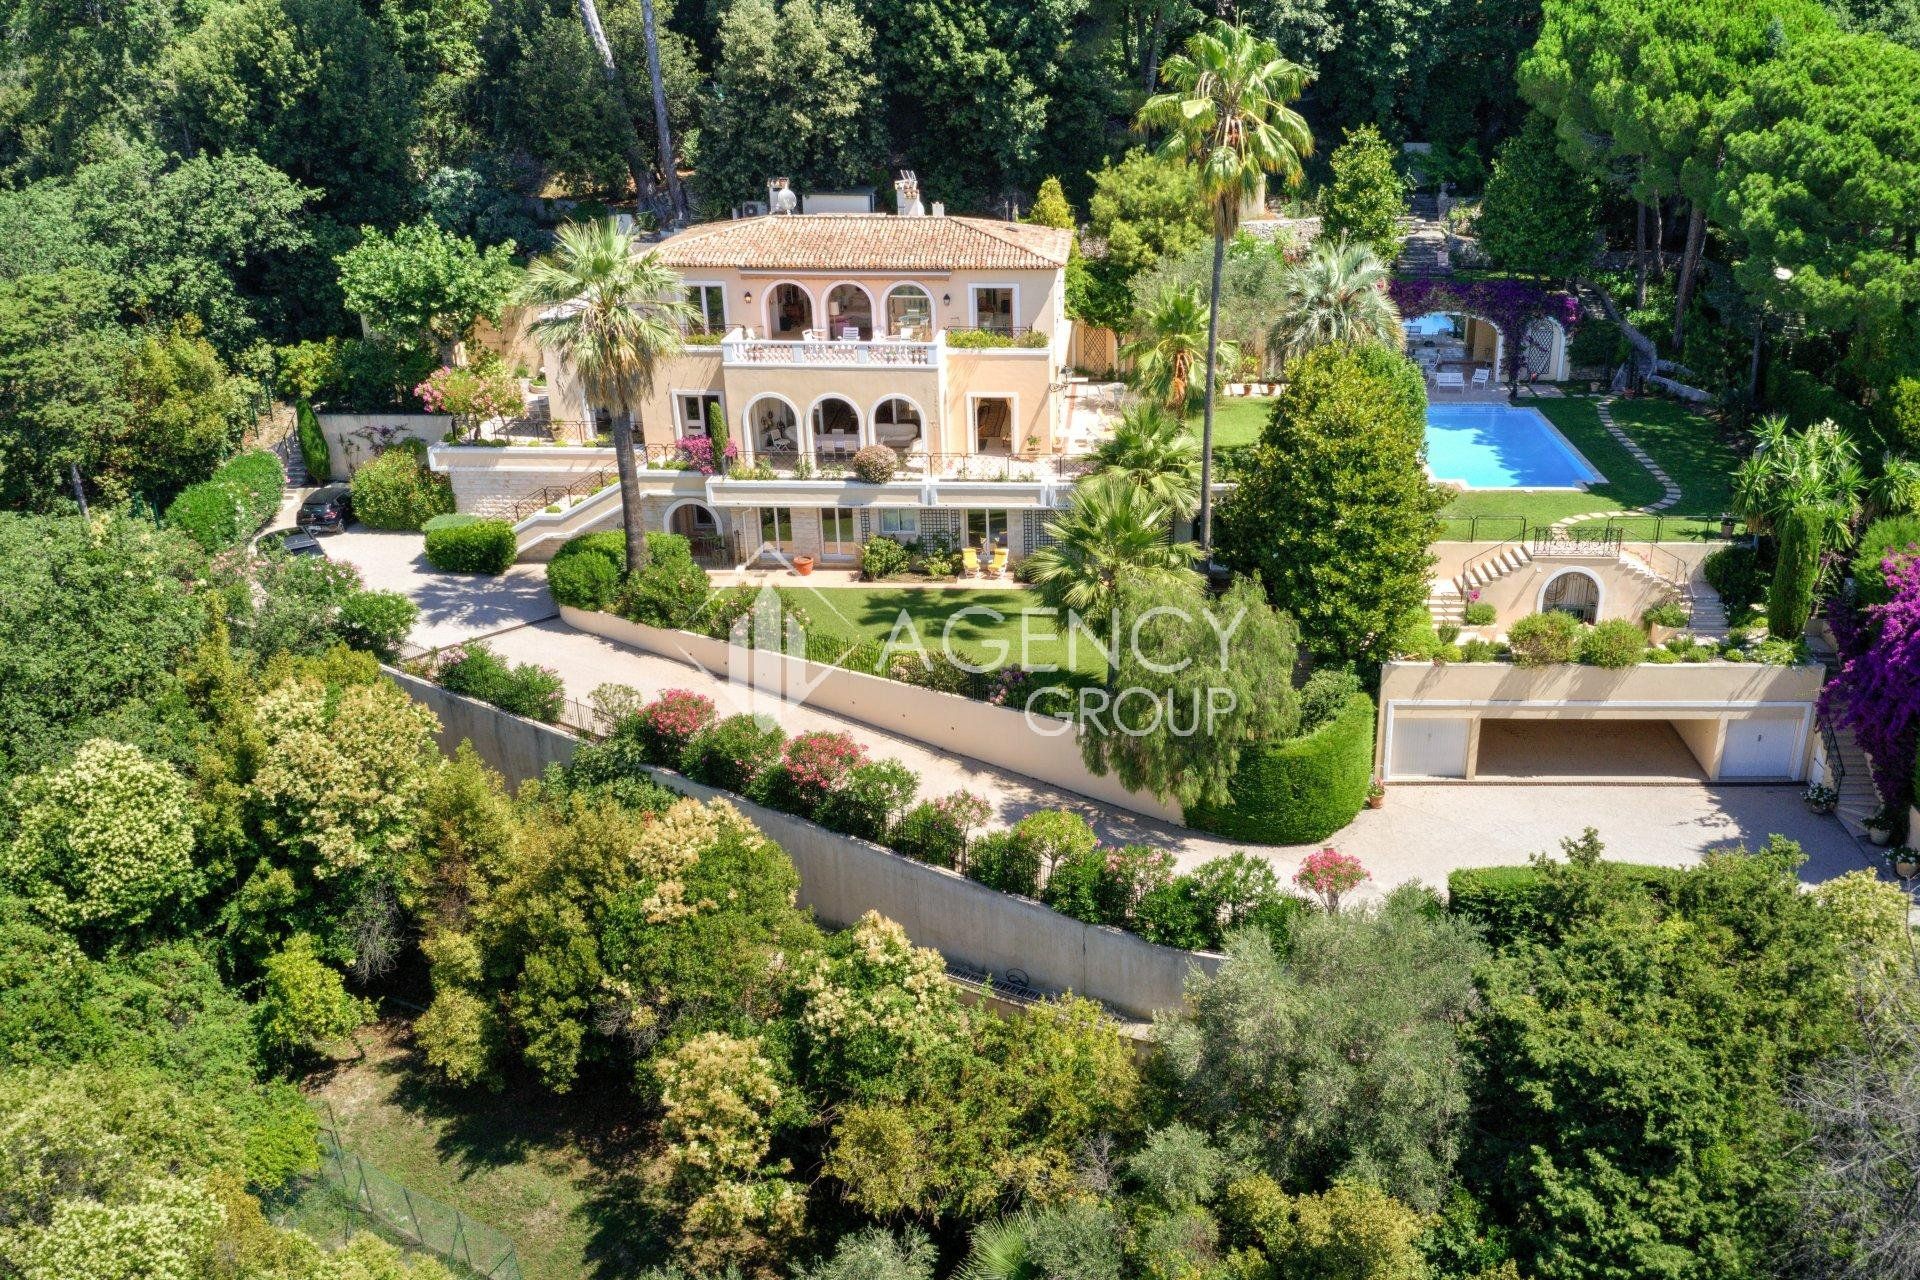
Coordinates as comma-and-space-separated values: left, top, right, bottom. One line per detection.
1396, 220, 1450, 277
1828, 726, 1879, 837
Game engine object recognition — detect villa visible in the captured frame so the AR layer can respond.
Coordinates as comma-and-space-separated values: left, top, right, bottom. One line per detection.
434, 179, 1098, 568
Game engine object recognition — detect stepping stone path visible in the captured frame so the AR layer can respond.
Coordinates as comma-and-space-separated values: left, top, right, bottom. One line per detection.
1547, 395, 1682, 535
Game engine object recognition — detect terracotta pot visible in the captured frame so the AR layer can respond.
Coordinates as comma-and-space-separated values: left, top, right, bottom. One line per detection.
1896, 860, 1919, 879
793, 555, 815, 576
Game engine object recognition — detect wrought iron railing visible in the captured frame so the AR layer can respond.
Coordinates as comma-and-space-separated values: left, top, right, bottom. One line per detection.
722, 333, 942, 367
1531, 528, 1624, 556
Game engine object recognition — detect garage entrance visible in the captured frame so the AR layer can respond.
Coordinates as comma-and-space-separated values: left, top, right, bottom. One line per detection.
1474, 720, 1706, 783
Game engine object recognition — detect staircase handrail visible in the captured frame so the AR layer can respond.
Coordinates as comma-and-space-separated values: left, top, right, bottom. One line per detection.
1456, 528, 1531, 593
1621, 538, 1695, 606
504, 468, 619, 522
1819, 718, 1846, 796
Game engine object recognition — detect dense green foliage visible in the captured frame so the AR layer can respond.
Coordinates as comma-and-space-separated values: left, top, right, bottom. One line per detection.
1851, 513, 1920, 605
1217, 343, 1443, 664
1768, 505, 1827, 640
1184, 691, 1374, 842
349, 444, 454, 530
294, 400, 330, 481
1476, 112, 1599, 277
1318, 126, 1405, 255
423, 516, 517, 573
546, 529, 628, 610
163, 449, 284, 550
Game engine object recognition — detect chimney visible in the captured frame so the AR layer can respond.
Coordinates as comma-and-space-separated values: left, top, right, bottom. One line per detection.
893, 170, 924, 217
767, 177, 797, 215
930, 201, 945, 218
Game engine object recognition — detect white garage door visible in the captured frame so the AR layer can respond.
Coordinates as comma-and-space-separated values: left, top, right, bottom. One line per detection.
1390, 717, 1471, 779
1720, 719, 1799, 779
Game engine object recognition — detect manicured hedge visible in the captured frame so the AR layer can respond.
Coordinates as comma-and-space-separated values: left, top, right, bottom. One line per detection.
424, 517, 517, 573
1852, 515, 1920, 607
165, 449, 285, 549
295, 399, 330, 481
1768, 505, 1825, 642
547, 530, 626, 609
1184, 691, 1374, 843
1448, 862, 1680, 949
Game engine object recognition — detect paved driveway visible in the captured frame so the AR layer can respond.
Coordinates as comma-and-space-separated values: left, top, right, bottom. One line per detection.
325, 529, 558, 651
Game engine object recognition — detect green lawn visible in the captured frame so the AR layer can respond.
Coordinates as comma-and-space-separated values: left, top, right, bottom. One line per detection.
1187, 396, 1275, 448
798, 586, 1110, 677
1436, 396, 1740, 542
306, 1024, 657, 1280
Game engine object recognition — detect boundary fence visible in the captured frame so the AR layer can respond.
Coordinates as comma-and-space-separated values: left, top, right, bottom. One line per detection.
1435, 513, 1738, 544
276, 1109, 524, 1280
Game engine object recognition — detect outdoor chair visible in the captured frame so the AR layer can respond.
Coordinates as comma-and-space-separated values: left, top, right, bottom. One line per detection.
1471, 367, 1492, 389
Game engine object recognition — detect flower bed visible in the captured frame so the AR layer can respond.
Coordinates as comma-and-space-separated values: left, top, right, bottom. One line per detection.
568, 690, 1322, 952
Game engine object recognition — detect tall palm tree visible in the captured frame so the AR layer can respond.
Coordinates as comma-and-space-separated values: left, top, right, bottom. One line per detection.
1122, 288, 1237, 414
1091, 402, 1201, 517
519, 218, 689, 573
1267, 234, 1403, 363
1137, 21, 1312, 561
1027, 474, 1202, 633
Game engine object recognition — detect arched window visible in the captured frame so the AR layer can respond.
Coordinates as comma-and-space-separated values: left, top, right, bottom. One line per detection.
825, 284, 874, 339
811, 396, 860, 463
872, 397, 924, 451
1541, 570, 1600, 624
767, 284, 813, 340
885, 285, 932, 340
746, 395, 799, 459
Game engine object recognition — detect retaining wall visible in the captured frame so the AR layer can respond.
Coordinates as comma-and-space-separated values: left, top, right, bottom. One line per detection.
557, 605, 1188, 825
384, 668, 1216, 1019
317, 414, 454, 479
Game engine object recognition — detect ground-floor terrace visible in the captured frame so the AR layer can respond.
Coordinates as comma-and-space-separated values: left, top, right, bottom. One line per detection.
321, 527, 1882, 905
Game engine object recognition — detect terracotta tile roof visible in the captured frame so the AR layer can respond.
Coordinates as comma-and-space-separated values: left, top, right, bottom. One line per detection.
651, 214, 1073, 272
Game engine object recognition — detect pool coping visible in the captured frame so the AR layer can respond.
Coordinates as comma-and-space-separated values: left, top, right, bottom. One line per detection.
1426, 403, 1609, 492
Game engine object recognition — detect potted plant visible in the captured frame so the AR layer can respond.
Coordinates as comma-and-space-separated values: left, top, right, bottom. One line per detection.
1864, 807, 1894, 846
1802, 783, 1838, 815
1893, 846, 1919, 879
1365, 780, 1385, 810
792, 554, 816, 576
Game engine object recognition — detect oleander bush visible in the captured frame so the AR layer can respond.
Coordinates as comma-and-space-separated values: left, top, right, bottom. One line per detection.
1184, 692, 1375, 844
680, 713, 786, 793
424, 517, 516, 573
1578, 618, 1647, 668
547, 529, 626, 609
632, 689, 717, 765
817, 760, 920, 842
851, 444, 898, 484
350, 443, 454, 530
435, 643, 564, 721
336, 590, 419, 659
1507, 610, 1585, 667
965, 830, 1042, 897
165, 449, 285, 549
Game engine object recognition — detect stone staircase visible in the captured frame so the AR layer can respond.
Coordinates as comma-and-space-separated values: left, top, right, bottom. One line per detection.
1828, 726, 1879, 836
1396, 218, 1450, 277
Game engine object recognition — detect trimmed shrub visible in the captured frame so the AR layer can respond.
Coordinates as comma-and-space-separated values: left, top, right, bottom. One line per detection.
1448, 861, 1680, 949
763, 730, 868, 817
295, 400, 331, 480
616, 533, 711, 629
1459, 638, 1502, 662
859, 535, 911, 580
706, 400, 730, 461
1298, 668, 1361, 733
1851, 515, 1920, 607
1703, 543, 1767, 612
337, 590, 418, 658
425, 518, 517, 573
1641, 600, 1690, 629
1507, 610, 1584, 667
437, 643, 564, 721
680, 714, 785, 793
165, 449, 285, 549
1184, 692, 1375, 844
1009, 810, 1098, 881
1462, 600, 1497, 626
1767, 505, 1826, 642
892, 792, 990, 870
818, 760, 920, 842
1389, 606, 1443, 659
423, 512, 476, 532
1578, 618, 1647, 668
350, 445, 454, 530
548, 530, 626, 610
851, 444, 899, 484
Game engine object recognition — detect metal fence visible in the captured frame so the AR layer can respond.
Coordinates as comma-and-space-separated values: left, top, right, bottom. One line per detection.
1435, 513, 1738, 544
281, 1117, 524, 1280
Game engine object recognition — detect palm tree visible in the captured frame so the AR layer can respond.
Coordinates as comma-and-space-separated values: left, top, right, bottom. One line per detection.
519, 218, 689, 573
1267, 234, 1403, 363
1090, 402, 1201, 517
1137, 21, 1312, 561
1027, 474, 1202, 632
1731, 415, 1865, 552
1122, 287, 1238, 414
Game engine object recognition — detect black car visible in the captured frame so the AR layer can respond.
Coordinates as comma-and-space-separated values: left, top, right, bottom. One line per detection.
255, 526, 325, 558
297, 484, 352, 534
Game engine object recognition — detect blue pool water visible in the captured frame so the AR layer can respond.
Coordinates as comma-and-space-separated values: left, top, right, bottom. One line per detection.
1424, 403, 1604, 489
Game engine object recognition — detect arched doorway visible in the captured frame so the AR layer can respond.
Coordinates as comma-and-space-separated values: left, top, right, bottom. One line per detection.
885, 284, 933, 339
767, 283, 813, 340
811, 396, 860, 464
825, 284, 874, 340
666, 500, 726, 566
873, 396, 924, 453
1541, 570, 1600, 623
746, 395, 799, 463
1518, 316, 1566, 382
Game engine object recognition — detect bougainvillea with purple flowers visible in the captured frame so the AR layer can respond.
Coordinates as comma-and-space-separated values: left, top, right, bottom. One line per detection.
1819, 557, 1920, 812
1387, 277, 1578, 381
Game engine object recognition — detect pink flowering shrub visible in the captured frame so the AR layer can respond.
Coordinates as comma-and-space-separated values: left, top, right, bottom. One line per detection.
415, 364, 521, 432
775, 731, 868, 814
635, 688, 716, 765
1294, 847, 1369, 913
676, 435, 739, 476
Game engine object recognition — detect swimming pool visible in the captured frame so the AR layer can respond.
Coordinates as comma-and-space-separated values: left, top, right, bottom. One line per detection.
1425, 403, 1604, 489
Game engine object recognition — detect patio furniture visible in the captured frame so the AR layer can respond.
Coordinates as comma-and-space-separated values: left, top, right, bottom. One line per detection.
1470, 367, 1492, 389
1434, 369, 1467, 392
